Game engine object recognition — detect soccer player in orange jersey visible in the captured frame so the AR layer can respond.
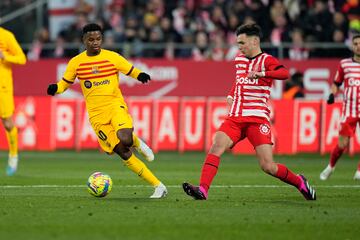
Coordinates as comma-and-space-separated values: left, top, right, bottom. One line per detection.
320, 34, 360, 181
47, 23, 167, 198
183, 23, 316, 200
0, 27, 26, 176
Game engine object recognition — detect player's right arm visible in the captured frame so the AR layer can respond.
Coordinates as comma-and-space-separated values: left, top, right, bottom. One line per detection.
327, 62, 344, 104
47, 58, 77, 96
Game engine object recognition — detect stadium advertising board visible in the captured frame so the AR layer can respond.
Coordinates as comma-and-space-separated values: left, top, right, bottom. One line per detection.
1, 97, 360, 155
179, 98, 207, 152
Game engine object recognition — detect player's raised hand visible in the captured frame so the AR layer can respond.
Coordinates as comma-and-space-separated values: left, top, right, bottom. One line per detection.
327, 93, 335, 104
47, 84, 58, 96
137, 72, 151, 84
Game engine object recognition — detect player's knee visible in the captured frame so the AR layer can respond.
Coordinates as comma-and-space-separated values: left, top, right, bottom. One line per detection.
113, 143, 132, 160
209, 142, 226, 155
2, 119, 14, 131
260, 161, 276, 175
338, 140, 349, 149
117, 129, 134, 147
119, 135, 133, 147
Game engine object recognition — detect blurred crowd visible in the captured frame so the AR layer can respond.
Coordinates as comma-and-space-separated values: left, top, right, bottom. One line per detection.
1, 0, 360, 60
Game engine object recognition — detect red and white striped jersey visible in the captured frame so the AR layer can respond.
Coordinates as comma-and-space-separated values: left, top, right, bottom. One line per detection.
334, 58, 360, 119
227, 52, 284, 123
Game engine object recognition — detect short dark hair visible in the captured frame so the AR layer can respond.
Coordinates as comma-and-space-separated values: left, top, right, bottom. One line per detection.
236, 23, 262, 38
82, 23, 103, 36
353, 34, 360, 41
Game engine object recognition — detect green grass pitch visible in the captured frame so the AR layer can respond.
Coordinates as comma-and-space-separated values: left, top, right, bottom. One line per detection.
0, 151, 359, 240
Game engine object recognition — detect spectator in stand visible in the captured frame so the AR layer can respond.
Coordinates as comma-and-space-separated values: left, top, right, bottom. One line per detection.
270, 15, 291, 47
211, 32, 226, 61
176, 30, 193, 58
332, 12, 349, 39
143, 27, 165, 58
288, 28, 309, 60
305, 0, 333, 43
326, 29, 352, 58
62, 13, 89, 43
27, 28, 52, 61
192, 31, 211, 61
74, 0, 94, 20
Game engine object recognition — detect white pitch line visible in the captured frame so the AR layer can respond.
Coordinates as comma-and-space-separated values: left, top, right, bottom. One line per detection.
0, 185, 359, 189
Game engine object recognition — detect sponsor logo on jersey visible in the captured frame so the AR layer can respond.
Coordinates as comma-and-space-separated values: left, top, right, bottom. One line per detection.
348, 78, 360, 87
236, 76, 258, 85
93, 79, 110, 86
84, 80, 92, 89
92, 66, 100, 74
259, 124, 270, 135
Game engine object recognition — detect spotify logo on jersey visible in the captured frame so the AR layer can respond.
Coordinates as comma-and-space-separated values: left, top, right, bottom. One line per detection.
84, 80, 92, 89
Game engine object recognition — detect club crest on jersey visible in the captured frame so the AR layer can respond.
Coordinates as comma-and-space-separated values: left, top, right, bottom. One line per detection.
91, 66, 100, 74
236, 76, 258, 85
259, 124, 270, 135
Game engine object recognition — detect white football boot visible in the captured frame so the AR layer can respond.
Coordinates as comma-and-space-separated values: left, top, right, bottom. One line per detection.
6, 155, 18, 176
150, 182, 168, 199
320, 164, 335, 180
135, 138, 154, 162
353, 170, 360, 180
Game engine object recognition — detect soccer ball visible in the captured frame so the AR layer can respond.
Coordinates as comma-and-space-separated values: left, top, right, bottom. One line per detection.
87, 172, 113, 197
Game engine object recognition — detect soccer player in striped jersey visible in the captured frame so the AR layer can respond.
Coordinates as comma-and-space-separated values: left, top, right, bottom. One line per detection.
0, 27, 27, 176
320, 34, 360, 181
183, 23, 316, 200
47, 23, 167, 198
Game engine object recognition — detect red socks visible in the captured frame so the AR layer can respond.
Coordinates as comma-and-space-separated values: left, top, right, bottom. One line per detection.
275, 163, 301, 188
199, 154, 220, 192
330, 145, 345, 167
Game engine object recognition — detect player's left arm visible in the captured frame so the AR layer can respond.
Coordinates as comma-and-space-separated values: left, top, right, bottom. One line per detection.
0, 32, 26, 65
116, 54, 151, 83
248, 56, 289, 80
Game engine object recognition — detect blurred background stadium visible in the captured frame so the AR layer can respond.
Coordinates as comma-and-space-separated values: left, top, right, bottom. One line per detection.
1, 0, 359, 60
1, 1, 360, 239
1, 0, 360, 154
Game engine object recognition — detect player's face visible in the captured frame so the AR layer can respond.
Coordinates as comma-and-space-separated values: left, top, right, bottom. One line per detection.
353, 37, 360, 57
83, 31, 102, 55
237, 34, 258, 58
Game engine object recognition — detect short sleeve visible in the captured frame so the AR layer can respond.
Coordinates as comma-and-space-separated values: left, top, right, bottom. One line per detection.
113, 53, 134, 75
334, 63, 344, 85
62, 58, 77, 83
264, 55, 283, 71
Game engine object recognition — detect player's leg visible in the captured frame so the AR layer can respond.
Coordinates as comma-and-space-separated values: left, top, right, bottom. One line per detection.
132, 133, 154, 162
183, 120, 237, 200
354, 161, 360, 180
2, 117, 19, 176
255, 144, 316, 200
249, 123, 316, 200
115, 128, 167, 198
0, 93, 18, 176
320, 135, 349, 180
320, 118, 355, 180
